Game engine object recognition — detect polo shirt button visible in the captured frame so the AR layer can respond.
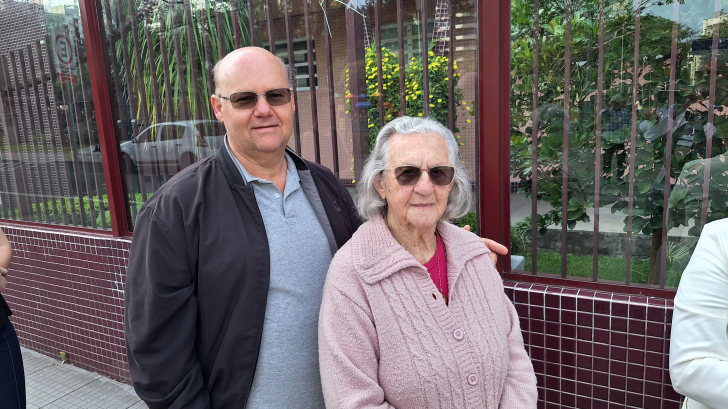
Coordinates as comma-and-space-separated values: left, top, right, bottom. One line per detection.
275, 193, 280, 198
453, 329, 464, 340
467, 374, 478, 385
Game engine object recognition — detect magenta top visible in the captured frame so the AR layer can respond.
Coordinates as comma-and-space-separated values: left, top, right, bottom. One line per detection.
424, 234, 448, 301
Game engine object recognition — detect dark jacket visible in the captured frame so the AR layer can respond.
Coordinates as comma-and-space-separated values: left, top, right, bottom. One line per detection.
125, 146, 361, 409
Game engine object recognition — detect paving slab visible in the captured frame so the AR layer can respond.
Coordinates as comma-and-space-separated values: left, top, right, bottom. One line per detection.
22, 348, 143, 409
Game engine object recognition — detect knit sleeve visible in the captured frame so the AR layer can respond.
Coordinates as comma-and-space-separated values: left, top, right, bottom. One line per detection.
319, 281, 396, 409
498, 291, 539, 408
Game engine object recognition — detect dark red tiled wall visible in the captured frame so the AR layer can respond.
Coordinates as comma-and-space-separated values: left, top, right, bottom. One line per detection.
505, 281, 682, 409
1, 223, 132, 384
0, 223, 684, 407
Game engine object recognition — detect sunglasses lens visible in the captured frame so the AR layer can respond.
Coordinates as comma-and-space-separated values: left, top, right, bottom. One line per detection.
265, 88, 291, 106
230, 92, 257, 109
429, 166, 455, 185
394, 166, 422, 186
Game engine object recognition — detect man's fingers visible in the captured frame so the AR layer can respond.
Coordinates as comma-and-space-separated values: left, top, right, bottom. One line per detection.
0, 274, 7, 291
489, 252, 498, 266
462, 225, 472, 232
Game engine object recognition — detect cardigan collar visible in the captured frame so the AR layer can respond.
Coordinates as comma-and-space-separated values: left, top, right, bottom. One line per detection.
351, 215, 491, 286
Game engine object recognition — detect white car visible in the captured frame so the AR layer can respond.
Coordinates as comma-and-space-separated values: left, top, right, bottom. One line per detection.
120, 120, 225, 178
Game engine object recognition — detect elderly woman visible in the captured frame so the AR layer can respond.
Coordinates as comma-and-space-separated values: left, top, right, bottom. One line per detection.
318, 116, 537, 408
670, 218, 728, 409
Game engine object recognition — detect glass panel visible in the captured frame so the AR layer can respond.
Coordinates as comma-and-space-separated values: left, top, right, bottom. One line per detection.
102, 0, 252, 230
0, 1, 108, 229
509, 0, 728, 288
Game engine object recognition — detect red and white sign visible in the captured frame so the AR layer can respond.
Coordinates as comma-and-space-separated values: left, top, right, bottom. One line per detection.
52, 32, 78, 84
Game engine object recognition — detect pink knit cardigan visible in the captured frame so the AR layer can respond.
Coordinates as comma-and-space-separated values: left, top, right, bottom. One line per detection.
318, 216, 538, 408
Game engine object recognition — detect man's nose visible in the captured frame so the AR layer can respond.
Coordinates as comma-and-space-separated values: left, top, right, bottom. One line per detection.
253, 96, 274, 115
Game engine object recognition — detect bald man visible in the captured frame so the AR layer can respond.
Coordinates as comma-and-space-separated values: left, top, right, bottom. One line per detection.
125, 47, 506, 408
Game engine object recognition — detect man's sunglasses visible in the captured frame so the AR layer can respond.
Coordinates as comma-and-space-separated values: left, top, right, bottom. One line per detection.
389, 165, 456, 186
219, 88, 292, 109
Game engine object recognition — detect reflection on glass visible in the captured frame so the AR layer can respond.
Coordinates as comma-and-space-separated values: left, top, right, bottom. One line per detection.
509, 0, 728, 288
0, 1, 108, 229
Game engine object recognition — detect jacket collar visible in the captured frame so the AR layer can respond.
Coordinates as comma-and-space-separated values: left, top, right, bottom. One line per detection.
352, 215, 491, 286
215, 135, 310, 187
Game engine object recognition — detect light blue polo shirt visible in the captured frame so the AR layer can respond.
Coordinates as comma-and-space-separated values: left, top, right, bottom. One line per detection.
225, 139, 332, 408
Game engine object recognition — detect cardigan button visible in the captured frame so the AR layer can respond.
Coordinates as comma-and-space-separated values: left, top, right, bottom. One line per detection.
468, 374, 478, 386
453, 329, 464, 340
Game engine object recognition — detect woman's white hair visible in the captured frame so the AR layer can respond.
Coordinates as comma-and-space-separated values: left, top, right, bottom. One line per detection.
357, 116, 474, 221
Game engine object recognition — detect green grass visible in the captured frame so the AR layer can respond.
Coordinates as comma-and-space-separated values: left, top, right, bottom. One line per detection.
518, 251, 684, 286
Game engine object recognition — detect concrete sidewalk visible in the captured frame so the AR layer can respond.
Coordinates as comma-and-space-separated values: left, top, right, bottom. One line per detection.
22, 348, 143, 409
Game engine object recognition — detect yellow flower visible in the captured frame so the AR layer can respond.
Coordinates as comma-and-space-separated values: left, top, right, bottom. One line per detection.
466, 107, 470, 111
438, 99, 442, 102
445, 77, 449, 81
462, 101, 467, 105
369, 123, 375, 128
466, 119, 471, 123
406, 95, 409, 100
429, 95, 434, 98
413, 83, 418, 89
429, 104, 435, 107
352, 179, 356, 183
428, 51, 434, 56
418, 113, 423, 116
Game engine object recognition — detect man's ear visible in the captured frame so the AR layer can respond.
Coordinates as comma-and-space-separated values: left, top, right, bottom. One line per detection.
211, 94, 224, 121
374, 174, 386, 200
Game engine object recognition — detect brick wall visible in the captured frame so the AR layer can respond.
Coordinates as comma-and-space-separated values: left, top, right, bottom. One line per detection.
0, 221, 685, 409
1, 223, 132, 383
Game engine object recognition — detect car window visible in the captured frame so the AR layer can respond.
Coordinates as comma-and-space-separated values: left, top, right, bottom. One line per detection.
198, 121, 226, 137
160, 125, 186, 141
136, 125, 160, 143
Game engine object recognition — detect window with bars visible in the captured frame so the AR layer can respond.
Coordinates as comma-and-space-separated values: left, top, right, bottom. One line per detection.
508, 0, 728, 290
380, 19, 435, 61
265, 38, 318, 91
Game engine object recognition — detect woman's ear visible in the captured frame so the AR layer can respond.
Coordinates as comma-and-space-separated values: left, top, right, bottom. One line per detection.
374, 174, 386, 200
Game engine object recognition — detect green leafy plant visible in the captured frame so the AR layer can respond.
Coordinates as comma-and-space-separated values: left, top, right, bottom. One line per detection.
510, 0, 728, 284
454, 211, 478, 234
347, 45, 468, 150
510, 218, 533, 255
59, 351, 68, 364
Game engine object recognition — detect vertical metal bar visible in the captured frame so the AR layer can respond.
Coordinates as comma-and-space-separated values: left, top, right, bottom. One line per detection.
171, 0, 189, 122
421, 0, 430, 117
304, 0, 320, 163
323, 0, 339, 177
73, 20, 105, 229
201, 8, 215, 102
396, 0, 406, 115
701, 0, 720, 230
129, 2, 151, 129
266, 0, 276, 54
215, 0, 227, 60
248, 0, 259, 47
531, 0, 540, 274
447, 0, 454, 131
80, 0, 129, 234
375, 0, 384, 127
231, 0, 243, 48
23, 45, 56, 223
11, 51, 44, 222
660, 2, 680, 288
347, 6, 370, 178
27, 41, 67, 224
561, 0, 571, 278
184, 0, 205, 123
44, 36, 81, 226
593, 0, 605, 281
477, 0, 511, 270
625, 5, 641, 284
283, 0, 301, 154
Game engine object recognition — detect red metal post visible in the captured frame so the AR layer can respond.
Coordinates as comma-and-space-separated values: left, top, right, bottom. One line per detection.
79, 0, 129, 237
477, 0, 511, 272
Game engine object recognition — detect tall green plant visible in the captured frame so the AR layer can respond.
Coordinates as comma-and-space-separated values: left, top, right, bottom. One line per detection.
116, 0, 251, 127
510, 0, 728, 283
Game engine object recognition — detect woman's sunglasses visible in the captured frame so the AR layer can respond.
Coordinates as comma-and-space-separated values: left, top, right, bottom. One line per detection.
219, 88, 292, 110
390, 165, 456, 186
